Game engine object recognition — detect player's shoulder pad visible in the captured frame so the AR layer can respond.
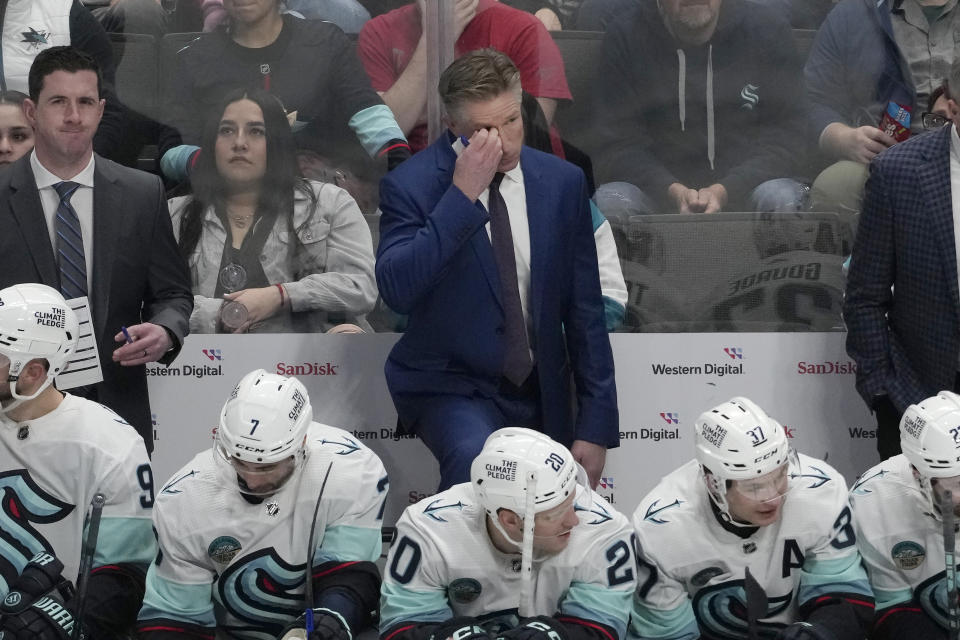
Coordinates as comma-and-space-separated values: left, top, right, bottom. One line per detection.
633, 460, 699, 531
154, 450, 216, 503
849, 454, 912, 502
405, 484, 480, 528
790, 454, 849, 500
58, 395, 147, 458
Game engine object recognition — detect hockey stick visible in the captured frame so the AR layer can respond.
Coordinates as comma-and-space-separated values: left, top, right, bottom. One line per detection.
72, 493, 105, 640
744, 566, 767, 640
303, 461, 334, 635
938, 488, 959, 640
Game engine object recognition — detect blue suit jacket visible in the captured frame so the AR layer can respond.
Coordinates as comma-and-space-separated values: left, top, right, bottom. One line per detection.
844, 125, 960, 412
375, 134, 619, 448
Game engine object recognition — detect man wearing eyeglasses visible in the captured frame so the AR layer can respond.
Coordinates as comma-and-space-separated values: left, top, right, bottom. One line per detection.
921, 82, 952, 130
845, 59, 960, 461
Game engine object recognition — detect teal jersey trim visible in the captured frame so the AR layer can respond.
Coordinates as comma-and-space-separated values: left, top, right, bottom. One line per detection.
315, 525, 381, 564
629, 597, 699, 640
160, 144, 200, 182
589, 200, 606, 232
379, 582, 451, 632
348, 105, 405, 158
139, 569, 216, 627
561, 582, 632, 639
603, 298, 625, 332
800, 553, 873, 602
874, 586, 915, 611
92, 517, 156, 569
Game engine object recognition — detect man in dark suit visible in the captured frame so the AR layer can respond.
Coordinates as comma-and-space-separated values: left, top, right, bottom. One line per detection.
844, 60, 960, 461
376, 49, 618, 491
0, 46, 192, 453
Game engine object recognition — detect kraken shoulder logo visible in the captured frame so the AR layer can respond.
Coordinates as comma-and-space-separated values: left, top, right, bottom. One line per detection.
215, 547, 308, 639
692, 578, 792, 639
208, 536, 242, 565
740, 84, 760, 110
0, 470, 75, 597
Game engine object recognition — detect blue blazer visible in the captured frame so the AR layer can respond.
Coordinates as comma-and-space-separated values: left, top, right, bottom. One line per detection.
844, 125, 960, 412
375, 134, 619, 448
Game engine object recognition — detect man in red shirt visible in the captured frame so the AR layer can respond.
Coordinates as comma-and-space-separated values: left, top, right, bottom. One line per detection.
358, 0, 571, 152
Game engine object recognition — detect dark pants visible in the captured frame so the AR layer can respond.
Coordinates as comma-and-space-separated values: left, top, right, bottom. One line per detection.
875, 372, 960, 461
400, 374, 541, 492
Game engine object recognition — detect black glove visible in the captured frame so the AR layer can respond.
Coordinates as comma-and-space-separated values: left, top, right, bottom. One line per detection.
427, 617, 495, 640
777, 621, 836, 640
277, 607, 353, 640
498, 617, 570, 640
0, 553, 83, 640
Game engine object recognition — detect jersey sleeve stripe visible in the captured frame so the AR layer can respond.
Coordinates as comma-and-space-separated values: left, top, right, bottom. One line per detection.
136, 624, 215, 638
876, 605, 924, 627
313, 560, 360, 580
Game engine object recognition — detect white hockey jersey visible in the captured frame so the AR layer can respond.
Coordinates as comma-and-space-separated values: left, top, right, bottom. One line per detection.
850, 454, 957, 627
380, 483, 636, 639
630, 456, 871, 640
0, 393, 155, 598
139, 424, 388, 640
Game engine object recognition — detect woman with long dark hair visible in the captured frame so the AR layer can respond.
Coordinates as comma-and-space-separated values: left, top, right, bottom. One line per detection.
170, 88, 377, 333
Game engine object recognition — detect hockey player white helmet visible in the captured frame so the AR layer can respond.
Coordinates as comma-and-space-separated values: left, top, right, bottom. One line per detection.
216, 369, 312, 494
695, 397, 796, 523
901, 391, 960, 519
470, 427, 588, 616
0, 283, 79, 411
471, 427, 582, 518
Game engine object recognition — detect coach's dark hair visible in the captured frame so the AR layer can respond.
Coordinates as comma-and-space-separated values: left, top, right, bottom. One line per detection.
28, 47, 102, 102
438, 49, 521, 121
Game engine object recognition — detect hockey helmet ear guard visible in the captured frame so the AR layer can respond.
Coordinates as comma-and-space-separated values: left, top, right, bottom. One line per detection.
0, 284, 79, 414
901, 391, 960, 520
215, 369, 312, 494
695, 397, 797, 524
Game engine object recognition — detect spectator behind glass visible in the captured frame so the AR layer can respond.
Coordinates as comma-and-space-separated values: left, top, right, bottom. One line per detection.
0, 91, 33, 168
84, 0, 169, 39
591, 0, 808, 214
2, 0, 126, 161
923, 81, 951, 129
170, 88, 377, 334
197, 0, 371, 33
159, 0, 409, 184
806, 0, 960, 214
358, 0, 572, 154
574, 0, 835, 30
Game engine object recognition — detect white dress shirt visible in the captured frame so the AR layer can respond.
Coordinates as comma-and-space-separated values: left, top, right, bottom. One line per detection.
452, 137, 533, 347
32, 150, 97, 292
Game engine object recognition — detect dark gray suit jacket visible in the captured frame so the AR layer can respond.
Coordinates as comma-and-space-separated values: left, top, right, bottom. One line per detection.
844, 125, 959, 412
0, 153, 193, 451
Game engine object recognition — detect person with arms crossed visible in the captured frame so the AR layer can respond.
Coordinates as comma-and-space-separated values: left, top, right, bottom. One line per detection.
630, 397, 874, 640
137, 369, 389, 640
0, 46, 193, 453
850, 391, 960, 640
0, 283, 156, 640
375, 49, 618, 492
380, 427, 635, 640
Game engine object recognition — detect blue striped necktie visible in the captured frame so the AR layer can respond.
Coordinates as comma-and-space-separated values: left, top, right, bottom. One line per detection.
54, 181, 87, 299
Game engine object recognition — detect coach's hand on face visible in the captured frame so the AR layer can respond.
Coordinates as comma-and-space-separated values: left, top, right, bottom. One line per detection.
453, 128, 503, 203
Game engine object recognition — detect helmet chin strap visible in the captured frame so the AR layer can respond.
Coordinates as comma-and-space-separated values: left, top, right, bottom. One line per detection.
0, 368, 53, 417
